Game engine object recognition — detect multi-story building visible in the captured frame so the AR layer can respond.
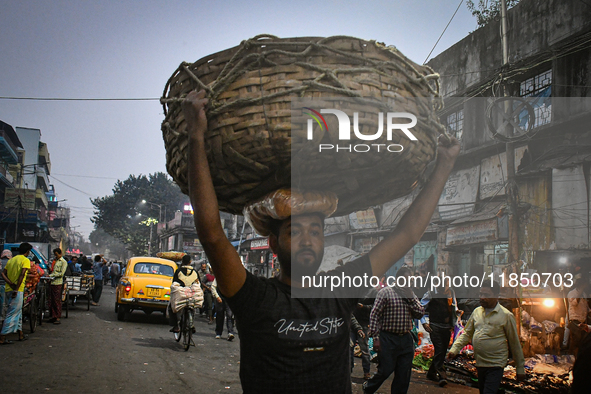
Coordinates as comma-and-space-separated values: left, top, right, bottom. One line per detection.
320, 0, 591, 295
0, 120, 23, 243
425, 0, 591, 296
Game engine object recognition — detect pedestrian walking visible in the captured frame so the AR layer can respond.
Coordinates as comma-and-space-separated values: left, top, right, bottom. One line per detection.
48, 248, 68, 324
197, 262, 213, 323
420, 281, 459, 387
91, 255, 106, 306
363, 267, 424, 394
182, 89, 459, 393
447, 281, 525, 394
350, 314, 366, 374
353, 287, 378, 380
0, 243, 33, 344
110, 261, 120, 287
211, 277, 235, 340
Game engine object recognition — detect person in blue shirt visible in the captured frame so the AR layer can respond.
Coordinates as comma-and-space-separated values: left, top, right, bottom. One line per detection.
91, 255, 106, 306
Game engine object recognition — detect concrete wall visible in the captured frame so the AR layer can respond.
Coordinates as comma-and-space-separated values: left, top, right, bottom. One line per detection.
428, 0, 591, 97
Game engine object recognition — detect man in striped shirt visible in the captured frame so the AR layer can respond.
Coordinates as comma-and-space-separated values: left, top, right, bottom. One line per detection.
363, 267, 424, 394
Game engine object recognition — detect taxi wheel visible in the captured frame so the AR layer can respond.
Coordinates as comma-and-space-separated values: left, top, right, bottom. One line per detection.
117, 305, 127, 321
115, 302, 119, 313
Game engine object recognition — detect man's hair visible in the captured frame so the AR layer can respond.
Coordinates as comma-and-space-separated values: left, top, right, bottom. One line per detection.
18, 242, 33, 254
94, 255, 102, 262
396, 266, 413, 278
482, 280, 501, 296
53, 248, 62, 255
182, 255, 191, 265
72, 256, 78, 260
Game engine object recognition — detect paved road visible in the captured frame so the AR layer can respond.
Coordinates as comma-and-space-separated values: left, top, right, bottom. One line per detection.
1, 289, 478, 393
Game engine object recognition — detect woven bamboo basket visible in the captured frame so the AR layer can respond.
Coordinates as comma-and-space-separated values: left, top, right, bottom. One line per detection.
161, 35, 445, 216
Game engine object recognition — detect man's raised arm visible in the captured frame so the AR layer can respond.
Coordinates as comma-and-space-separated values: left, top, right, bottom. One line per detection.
183, 90, 246, 297
369, 136, 460, 278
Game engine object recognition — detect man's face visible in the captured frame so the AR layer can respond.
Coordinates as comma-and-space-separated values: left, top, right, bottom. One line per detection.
54, 251, 62, 259
479, 288, 498, 309
272, 214, 325, 278
72, 257, 78, 263
201, 263, 207, 271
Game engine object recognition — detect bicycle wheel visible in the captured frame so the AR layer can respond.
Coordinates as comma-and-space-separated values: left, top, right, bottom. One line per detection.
174, 310, 182, 342
37, 287, 45, 325
182, 308, 192, 351
30, 296, 38, 333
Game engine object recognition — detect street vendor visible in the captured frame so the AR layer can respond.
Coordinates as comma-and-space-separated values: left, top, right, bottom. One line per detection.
568, 278, 590, 356
182, 90, 459, 393
0, 242, 33, 344
47, 248, 68, 324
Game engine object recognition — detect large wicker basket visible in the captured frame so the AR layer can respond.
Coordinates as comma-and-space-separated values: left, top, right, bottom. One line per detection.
161, 35, 445, 216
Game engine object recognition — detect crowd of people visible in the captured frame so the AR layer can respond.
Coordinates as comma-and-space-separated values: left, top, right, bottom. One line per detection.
0, 245, 127, 344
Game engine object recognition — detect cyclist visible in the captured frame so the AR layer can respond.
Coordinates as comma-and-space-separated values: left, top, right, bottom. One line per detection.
169, 255, 200, 333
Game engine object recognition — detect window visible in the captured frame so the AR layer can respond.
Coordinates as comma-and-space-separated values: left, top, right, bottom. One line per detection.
519, 69, 552, 127
134, 263, 174, 277
446, 109, 464, 140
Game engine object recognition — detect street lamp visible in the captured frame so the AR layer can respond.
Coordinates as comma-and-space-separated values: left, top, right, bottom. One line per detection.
140, 200, 165, 223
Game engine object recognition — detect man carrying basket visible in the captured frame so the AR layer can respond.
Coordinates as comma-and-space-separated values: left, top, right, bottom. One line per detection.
182, 90, 459, 393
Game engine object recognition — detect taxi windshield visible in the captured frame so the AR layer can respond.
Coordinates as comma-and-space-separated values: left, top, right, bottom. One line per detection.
134, 263, 174, 277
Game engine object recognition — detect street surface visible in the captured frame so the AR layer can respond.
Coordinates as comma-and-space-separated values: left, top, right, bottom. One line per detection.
1, 289, 478, 394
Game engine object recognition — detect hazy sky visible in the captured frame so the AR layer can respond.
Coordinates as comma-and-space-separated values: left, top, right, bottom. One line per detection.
0, 0, 478, 238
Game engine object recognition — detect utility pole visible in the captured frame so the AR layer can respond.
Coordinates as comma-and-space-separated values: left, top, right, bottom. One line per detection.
500, 0, 521, 336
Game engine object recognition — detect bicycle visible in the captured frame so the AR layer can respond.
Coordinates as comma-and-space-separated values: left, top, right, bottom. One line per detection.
174, 305, 195, 351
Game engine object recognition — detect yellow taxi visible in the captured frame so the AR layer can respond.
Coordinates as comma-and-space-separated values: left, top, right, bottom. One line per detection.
115, 256, 178, 321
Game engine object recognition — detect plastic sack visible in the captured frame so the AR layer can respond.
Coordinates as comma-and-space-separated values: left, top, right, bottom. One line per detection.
529, 316, 543, 331
170, 281, 204, 313
542, 320, 559, 333
243, 189, 338, 236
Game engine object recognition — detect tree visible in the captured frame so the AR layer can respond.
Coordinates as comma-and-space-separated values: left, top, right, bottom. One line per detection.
91, 172, 188, 256
466, 0, 520, 27
89, 227, 129, 260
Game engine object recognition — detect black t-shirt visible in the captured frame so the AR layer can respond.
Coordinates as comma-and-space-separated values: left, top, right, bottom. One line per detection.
225, 254, 372, 394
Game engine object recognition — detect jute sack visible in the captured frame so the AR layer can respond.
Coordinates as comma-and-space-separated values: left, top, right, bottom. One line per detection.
170, 282, 204, 313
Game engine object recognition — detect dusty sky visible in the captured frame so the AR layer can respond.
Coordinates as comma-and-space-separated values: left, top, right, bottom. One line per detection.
0, 0, 477, 238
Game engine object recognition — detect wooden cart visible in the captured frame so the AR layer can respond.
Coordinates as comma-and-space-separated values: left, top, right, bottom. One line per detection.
65, 274, 95, 311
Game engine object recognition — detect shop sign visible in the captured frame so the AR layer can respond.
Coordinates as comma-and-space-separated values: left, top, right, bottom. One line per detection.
438, 166, 480, 221
5, 188, 36, 210
183, 239, 203, 253
446, 219, 498, 246
251, 238, 269, 250
349, 208, 378, 229
354, 236, 383, 254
